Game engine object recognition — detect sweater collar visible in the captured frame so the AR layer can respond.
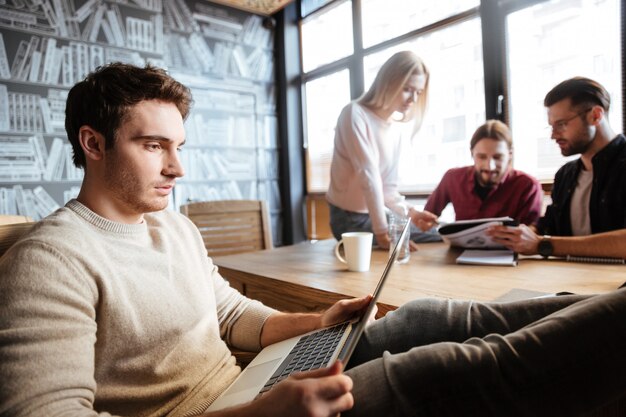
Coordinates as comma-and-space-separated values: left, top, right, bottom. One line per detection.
66, 199, 148, 235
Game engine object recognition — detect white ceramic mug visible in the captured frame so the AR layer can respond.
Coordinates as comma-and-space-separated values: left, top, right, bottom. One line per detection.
334, 232, 373, 272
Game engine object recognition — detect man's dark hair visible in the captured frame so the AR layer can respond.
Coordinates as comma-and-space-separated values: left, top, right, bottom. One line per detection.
544, 76, 611, 112
65, 62, 193, 168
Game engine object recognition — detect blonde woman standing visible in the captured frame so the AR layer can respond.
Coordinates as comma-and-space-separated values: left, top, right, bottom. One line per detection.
326, 51, 440, 249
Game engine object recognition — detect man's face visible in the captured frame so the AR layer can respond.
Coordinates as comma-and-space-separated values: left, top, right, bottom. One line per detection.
391, 74, 427, 115
547, 98, 594, 156
102, 100, 186, 222
471, 138, 512, 187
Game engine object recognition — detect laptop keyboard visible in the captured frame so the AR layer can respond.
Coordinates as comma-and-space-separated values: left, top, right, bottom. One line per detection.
257, 321, 350, 395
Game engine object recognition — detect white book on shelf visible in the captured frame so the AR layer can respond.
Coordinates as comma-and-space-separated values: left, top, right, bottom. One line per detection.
29, 134, 48, 174
51, 0, 69, 37
39, 97, 53, 133
43, 137, 63, 181
41, 37, 57, 84
10, 40, 29, 79
0, 84, 8, 132
16, 93, 24, 132
188, 33, 213, 72
18, 36, 41, 80
63, 186, 80, 204
25, 94, 36, 133
227, 181, 243, 200
106, 7, 126, 47
33, 198, 50, 219
33, 185, 60, 214
89, 44, 105, 69
33, 96, 43, 133
231, 46, 249, 78
48, 46, 63, 86
88, 4, 107, 42
74, 0, 98, 23
153, 13, 163, 53
81, 6, 98, 40
100, 19, 115, 45
22, 188, 40, 220
13, 185, 27, 216
28, 50, 42, 82
61, 45, 73, 86
40, 0, 59, 29
0, 34, 11, 79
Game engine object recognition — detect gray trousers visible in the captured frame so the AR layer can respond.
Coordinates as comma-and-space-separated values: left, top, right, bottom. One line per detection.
344, 289, 626, 416
328, 203, 442, 244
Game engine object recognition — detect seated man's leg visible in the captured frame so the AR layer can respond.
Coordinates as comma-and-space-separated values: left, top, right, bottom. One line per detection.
348, 294, 590, 367
345, 290, 624, 416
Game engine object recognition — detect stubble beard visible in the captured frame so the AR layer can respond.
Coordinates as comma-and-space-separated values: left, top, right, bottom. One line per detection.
103, 152, 168, 215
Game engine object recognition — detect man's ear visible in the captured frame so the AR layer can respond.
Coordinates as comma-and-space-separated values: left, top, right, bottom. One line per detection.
589, 105, 605, 125
78, 126, 105, 162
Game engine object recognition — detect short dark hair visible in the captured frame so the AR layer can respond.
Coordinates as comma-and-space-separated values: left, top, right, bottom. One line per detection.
544, 77, 610, 112
470, 119, 512, 151
65, 63, 192, 168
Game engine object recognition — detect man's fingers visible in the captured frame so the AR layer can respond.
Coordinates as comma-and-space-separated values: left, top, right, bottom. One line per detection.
314, 372, 353, 399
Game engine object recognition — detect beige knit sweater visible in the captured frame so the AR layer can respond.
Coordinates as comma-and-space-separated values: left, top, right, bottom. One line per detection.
0, 200, 276, 416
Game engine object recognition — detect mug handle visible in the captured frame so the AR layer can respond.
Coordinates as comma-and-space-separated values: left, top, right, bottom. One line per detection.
334, 239, 347, 264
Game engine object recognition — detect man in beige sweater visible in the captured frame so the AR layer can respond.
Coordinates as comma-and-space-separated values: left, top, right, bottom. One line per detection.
1, 63, 624, 417
0, 63, 361, 416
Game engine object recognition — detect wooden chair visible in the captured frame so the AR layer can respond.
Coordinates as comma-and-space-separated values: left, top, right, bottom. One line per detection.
305, 194, 333, 240
180, 200, 273, 257
0, 215, 32, 226
180, 200, 273, 368
0, 219, 35, 259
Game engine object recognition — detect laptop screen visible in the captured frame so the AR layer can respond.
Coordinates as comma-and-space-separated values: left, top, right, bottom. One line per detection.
337, 218, 411, 363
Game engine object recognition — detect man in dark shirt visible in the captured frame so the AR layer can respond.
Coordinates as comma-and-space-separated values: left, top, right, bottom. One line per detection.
489, 77, 626, 259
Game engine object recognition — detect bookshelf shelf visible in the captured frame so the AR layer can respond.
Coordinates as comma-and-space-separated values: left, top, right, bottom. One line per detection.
0, 0, 283, 245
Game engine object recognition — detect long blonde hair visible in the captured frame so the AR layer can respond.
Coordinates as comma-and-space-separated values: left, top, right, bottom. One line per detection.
358, 51, 429, 137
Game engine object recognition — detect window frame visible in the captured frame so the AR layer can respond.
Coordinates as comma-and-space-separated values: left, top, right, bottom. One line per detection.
273, 0, 626, 240
297, 0, 625, 195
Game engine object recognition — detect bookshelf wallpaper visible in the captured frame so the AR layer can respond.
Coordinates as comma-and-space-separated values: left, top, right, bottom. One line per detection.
0, 0, 282, 245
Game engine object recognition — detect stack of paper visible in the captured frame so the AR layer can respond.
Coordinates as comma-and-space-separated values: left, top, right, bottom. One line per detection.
456, 249, 517, 266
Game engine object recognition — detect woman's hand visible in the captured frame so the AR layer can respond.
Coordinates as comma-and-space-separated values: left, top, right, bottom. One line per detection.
409, 208, 439, 231
375, 231, 391, 249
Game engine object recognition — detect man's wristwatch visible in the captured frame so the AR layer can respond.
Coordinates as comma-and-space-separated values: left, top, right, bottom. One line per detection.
538, 235, 553, 258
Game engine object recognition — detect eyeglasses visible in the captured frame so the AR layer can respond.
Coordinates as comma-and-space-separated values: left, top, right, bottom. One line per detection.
548, 108, 592, 133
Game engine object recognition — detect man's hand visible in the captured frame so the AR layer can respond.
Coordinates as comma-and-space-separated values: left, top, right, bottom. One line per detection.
209, 362, 353, 417
320, 294, 374, 328
409, 208, 439, 232
486, 224, 541, 255
255, 361, 354, 417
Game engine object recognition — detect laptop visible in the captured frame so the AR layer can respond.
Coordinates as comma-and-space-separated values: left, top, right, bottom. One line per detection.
207, 219, 411, 411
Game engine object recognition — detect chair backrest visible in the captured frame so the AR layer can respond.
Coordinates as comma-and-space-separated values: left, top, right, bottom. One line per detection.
0, 215, 32, 226
0, 221, 35, 259
181, 200, 273, 257
305, 194, 333, 240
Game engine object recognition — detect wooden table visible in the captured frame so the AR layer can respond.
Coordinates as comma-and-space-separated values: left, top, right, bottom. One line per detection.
213, 240, 625, 316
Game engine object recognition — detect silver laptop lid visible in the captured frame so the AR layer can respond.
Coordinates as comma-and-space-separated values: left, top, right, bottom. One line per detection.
337, 218, 411, 363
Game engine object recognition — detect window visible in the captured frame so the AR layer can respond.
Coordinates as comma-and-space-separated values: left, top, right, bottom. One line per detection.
300, 0, 353, 72
299, 0, 624, 194
304, 70, 351, 192
506, 0, 623, 180
361, 0, 480, 48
